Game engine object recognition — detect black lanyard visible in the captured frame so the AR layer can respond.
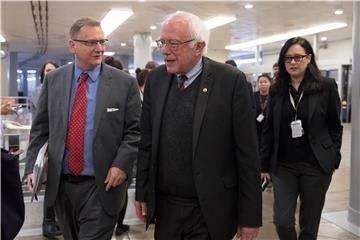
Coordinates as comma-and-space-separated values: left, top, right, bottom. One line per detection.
289, 90, 303, 120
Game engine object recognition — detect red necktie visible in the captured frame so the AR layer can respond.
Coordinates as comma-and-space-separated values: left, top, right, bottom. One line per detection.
66, 73, 88, 176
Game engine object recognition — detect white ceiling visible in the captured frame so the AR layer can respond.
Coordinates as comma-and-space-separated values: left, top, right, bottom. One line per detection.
1, 0, 354, 69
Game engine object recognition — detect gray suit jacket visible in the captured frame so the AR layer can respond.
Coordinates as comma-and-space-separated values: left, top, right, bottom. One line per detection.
25, 63, 141, 215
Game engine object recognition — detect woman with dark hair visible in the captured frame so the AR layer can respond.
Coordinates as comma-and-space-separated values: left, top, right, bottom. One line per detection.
260, 37, 343, 240
31, 61, 62, 238
254, 74, 272, 147
31, 61, 59, 114
137, 68, 149, 102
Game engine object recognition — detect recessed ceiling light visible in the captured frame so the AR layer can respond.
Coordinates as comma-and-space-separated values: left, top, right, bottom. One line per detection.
67, 61, 73, 65
334, 9, 343, 15
120, 43, 127, 47
150, 25, 157, 30
104, 52, 115, 56
244, 4, 253, 9
101, 9, 133, 37
204, 16, 236, 30
320, 37, 328, 41
226, 22, 347, 50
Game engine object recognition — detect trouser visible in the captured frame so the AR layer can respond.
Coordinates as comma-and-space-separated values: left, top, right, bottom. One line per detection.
154, 193, 211, 240
272, 162, 332, 240
54, 176, 117, 240
117, 190, 128, 226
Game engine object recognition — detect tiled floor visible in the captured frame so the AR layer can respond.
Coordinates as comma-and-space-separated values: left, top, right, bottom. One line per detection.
16, 124, 359, 239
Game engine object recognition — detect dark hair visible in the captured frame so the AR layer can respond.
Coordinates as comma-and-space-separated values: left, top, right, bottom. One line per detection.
145, 61, 159, 70
273, 62, 278, 68
40, 61, 59, 84
225, 59, 237, 67
137, 69, 150, 87
104, 56, 123, 70
272, 37, 322, 94
257, 74, 272, 83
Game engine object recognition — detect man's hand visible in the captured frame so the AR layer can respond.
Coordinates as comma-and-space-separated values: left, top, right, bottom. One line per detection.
104, 167, 127, 191
236, 226, 259, 240
0, 103, 16, 115
27, 173, 34, 193
135, 201, 147, 222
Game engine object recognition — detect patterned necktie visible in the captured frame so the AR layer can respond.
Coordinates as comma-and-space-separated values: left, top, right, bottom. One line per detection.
66, 72, 88, 176
178, 75, 188, 90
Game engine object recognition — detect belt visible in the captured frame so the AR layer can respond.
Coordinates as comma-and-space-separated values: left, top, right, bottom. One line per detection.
61, 174, 95, 184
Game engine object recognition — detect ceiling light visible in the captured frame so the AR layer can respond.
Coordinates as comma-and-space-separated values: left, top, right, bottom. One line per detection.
320, 37, 328, 41
0, 34, 6, 42
334, 9, 343, 15
226, 22, 347, 50
204, 16, 236, 30
101, 9, 133, 37
244, 4, 253, 9
67, 61, 73, 64
104, 51, 115, 56
150, 25, 157, 30
120, 43, 127, 47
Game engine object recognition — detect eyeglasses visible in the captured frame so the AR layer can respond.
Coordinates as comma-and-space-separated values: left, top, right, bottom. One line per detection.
72, 39, 109, 47
284, 55, 308, 63
155, 38, 195, 51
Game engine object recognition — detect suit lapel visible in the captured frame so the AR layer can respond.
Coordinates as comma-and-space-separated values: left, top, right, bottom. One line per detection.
152, 72, 172, 162
93, 64, 111, 139
307, 93, 318, 127
61, 65, 74, 134
192, 58, 212, 159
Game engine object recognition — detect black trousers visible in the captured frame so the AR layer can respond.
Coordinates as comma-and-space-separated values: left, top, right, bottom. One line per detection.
154, 194, 211, 240
54, 177, 117, 240
117, 190, 128, 226
272, 162, 332, 240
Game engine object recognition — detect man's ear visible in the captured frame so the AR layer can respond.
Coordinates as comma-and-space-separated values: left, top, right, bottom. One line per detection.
195, 41, 205, 54
68, 39, 76, 54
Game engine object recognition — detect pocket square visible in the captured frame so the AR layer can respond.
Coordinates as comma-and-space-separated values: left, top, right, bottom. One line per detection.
107, 108, 119, 112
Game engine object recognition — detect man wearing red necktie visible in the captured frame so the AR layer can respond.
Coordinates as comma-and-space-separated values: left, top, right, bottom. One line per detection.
25, 17, 141, 239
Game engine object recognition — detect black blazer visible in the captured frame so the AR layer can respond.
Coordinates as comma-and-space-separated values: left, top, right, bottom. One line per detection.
261, 78, 343, 174
136, 57, 262, 240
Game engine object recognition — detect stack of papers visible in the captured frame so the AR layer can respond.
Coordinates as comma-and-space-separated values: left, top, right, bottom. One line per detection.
31, 141, 48, 202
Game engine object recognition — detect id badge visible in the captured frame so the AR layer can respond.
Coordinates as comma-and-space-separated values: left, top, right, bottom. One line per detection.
290, 120, 303, 138
256, 113, 264, 122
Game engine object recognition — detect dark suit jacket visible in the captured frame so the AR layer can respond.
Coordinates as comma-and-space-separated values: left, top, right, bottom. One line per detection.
261, 78, 343, 174
136, 57, 262, 240
1, 149, 25, 240
25, 63, 141, 215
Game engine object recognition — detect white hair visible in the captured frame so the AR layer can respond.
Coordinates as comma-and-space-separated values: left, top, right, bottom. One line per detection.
162, 11, 210, 54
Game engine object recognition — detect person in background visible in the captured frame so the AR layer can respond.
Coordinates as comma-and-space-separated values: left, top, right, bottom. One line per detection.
30, 61, 62, 238
136, 69, 150, 103
260, 37, 343, 240
225, 58, 256, 107
145, 60, 159, 70
272, 62, 279, 81
31, 61, 59, 116
135, 11, 262, 240
25, 17, 141, 239
225, 59, 237, 68
1, 103, 25, 240
104, 56, 124, 71
254, 74, 272, 148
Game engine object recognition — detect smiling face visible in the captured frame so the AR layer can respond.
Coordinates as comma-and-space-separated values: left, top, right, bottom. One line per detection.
284, 44, 311, 80
160, 16, 205, 74
68, 25, 105, 71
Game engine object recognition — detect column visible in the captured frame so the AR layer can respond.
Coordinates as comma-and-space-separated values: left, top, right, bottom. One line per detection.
313, 34, 319, 59
1, 44, 9, 96
348, 0, 360, 228
8, 51, 18, 96
133, 33, 152, 69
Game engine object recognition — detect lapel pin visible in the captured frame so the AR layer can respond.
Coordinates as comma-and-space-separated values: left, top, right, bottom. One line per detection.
203, 88, 208, 93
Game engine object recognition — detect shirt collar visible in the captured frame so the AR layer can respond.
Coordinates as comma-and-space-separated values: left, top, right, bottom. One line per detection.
74, 63, 101, 83
177, 57, 203, 82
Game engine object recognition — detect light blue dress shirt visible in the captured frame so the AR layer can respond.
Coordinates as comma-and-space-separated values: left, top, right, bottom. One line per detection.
177, 58, 203, 88
62, 63, 101, 176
